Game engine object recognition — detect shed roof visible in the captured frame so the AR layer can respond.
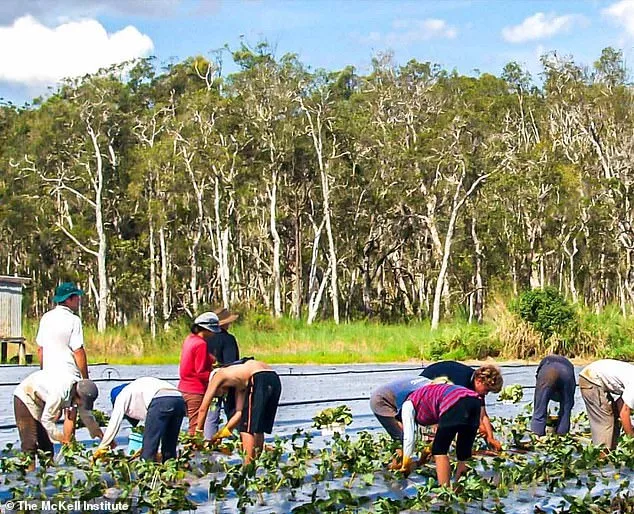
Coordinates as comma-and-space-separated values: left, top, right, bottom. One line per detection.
0, 276, 30, 286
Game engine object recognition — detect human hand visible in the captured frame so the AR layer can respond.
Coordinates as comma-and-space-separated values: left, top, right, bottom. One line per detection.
398, 455, 416, 475
418, 445, 432, 464
488, 438, 503, 452
91, 447, 109, 464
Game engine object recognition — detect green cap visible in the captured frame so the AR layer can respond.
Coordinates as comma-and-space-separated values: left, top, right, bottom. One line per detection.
53, 282, 84, 303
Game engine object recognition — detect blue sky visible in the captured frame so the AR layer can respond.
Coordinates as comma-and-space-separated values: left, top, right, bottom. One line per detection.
1, 0, 633, 105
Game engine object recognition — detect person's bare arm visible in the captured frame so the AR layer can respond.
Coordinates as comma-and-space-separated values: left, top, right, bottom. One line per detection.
480, 406, 502, 451
73, 348, 89, 379
62, 407, 77, 444
37, 347, 43, 369
196, 374, 222, 432
225, 390, 245, 432
617, 399, 634, 436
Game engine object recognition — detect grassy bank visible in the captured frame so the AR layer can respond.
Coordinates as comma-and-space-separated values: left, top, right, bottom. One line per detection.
20, 317, 493, 365
15, 300, 634, 365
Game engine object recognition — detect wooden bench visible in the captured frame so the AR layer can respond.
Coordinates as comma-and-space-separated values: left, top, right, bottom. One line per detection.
1, 337, 27, 365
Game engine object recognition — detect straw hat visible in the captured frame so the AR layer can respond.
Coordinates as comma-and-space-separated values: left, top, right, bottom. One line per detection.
214, 308, 239, 326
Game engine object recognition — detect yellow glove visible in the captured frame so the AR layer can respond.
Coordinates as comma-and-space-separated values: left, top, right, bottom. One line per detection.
399, 455, 416, 475
210, 426, 233, 443
419, 446, 432, 464
91, 447, 109, 463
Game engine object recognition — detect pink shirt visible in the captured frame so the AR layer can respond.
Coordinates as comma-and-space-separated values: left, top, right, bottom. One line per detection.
407, 383, 480, 426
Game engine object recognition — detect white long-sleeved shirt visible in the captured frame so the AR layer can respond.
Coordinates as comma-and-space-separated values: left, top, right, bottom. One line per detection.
401, 400, 417, 460
14, 370, 100, 442
99, 377, 180, 448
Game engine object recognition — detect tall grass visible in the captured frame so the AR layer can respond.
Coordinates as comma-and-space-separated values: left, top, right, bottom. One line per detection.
15, 301, 634, 365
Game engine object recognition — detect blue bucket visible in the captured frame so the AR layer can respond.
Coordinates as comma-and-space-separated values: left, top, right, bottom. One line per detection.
128, 432, 143, 454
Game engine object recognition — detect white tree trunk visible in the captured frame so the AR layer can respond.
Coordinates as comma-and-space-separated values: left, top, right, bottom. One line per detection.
307, 216, 326, 324
182, 148, 204, 313
159, 226, 170, 329
87, 127, 109, 332
431, 165, 490, 330
321, 162, 340, 324
269, 169, 282, 317
214, 177, 231, 308
148, 219, 157, 338
471, 217, 484, 323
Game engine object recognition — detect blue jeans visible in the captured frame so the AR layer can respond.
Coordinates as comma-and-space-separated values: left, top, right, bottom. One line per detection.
531, 358, 575, 436
142, 395, 186, 462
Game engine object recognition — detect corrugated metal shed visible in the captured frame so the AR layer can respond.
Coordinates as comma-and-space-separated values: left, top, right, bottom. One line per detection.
0, 276, 30, 339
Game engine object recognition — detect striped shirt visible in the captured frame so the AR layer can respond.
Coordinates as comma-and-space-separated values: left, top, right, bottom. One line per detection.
407, 383, 480, 426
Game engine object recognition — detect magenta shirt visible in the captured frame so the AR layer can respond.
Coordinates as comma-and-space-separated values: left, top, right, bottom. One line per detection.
407, 383, 480, 426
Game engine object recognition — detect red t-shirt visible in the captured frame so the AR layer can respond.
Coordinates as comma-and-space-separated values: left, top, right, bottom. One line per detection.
178, 333, 215, 394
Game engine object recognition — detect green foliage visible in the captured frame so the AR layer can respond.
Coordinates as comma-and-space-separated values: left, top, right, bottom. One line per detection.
514, 288, 577, 340
4, 405, 634, 513
75, 409, 110, 429
312, 405, 353, 428
497, 384, 524, 403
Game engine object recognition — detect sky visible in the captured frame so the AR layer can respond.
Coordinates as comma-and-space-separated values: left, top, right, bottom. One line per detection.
1, 0, 634, 105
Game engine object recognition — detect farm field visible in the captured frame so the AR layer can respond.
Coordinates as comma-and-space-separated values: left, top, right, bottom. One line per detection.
0, 363, 632, 513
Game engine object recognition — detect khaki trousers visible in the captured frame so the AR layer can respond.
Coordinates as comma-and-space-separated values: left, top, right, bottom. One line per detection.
579, 375, 620, 449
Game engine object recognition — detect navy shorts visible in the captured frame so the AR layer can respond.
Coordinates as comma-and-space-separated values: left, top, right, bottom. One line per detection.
241, 371, 282, 434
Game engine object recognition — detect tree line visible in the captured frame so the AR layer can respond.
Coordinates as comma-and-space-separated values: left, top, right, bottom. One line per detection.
1, 44, 632, 334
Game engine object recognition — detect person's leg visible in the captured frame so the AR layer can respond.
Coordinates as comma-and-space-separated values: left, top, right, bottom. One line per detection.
142, 398, 167, 461
14, 396, 39, 471
431, 424, 459, 486
35, 421, 54, 460
240, 432, 257, 464
374, 414, 404, 441
454, 423, 478, 481
181, 393, 203, 436
611, 399, 621, 450
580, 376, 616, 449
556, 370, 576, 435
531, 369, 556, 436
160, 397, 186, 462
434, 455, 451, 486
204, 399, 220, 439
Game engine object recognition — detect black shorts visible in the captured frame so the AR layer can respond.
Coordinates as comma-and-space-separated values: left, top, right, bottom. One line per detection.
241, 371, 282, 434
432, 396, 481, 461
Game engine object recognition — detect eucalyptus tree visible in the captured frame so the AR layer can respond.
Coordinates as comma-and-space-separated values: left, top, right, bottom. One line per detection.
230, 44, 306, 317
129, 59, 177, 334
542, 49, 634, 312
296, 70, 347, 324
428, 73, 508, 329
15, 66, 132, 331
346, 57, 442, 319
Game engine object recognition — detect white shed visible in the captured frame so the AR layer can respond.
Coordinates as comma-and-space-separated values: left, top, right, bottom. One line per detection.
0, 275, 30, 364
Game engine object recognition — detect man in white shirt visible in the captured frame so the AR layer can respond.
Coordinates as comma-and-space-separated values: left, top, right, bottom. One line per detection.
95, 377, 186, 463
579, 359, 634, 449
13, 370, 101, 470
36, 282, 89, 379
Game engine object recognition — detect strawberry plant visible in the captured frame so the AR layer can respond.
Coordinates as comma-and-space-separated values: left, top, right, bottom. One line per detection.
312, 405, 353, 428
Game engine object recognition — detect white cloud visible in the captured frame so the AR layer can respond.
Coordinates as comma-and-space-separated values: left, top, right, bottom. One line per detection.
603, 0, 634, 37
0, 15, 153, 87
501, 12, 586, 44
359, 18, 457, 47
